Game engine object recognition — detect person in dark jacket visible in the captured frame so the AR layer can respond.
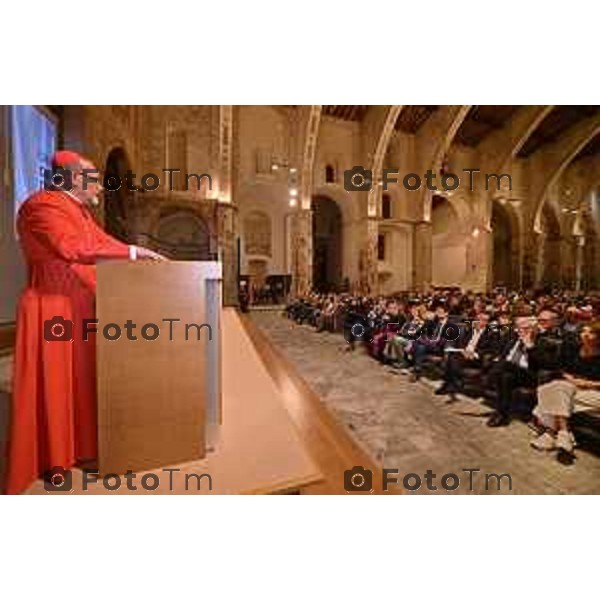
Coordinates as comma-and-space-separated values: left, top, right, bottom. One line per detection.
435, 312, 502, 396
486, 316, 539, 427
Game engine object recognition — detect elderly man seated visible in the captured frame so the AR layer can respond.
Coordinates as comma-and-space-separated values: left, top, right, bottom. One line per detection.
486, 315, 539, 427
435, 312, 500, 397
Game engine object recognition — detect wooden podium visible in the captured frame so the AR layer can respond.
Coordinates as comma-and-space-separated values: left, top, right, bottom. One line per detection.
96, 261, 222, 474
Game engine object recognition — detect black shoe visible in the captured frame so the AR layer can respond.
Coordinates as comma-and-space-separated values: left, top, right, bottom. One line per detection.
486, 412, 510, 427
435, 384, 457, 396
557, 448, 576, 466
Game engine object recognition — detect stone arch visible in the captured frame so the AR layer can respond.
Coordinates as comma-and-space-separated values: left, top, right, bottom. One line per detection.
431, 194, 467, 287
300, 106, 322, 210
152, 207, 212, 260
366, 106, 403, 218
312, 184, 357, 224
420, 106, 472, 223
532, 117, 600, 232
582, 189, 600, 289
312, 184, 359, 286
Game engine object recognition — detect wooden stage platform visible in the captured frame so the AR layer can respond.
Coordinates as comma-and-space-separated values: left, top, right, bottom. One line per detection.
19, 308, 384, 495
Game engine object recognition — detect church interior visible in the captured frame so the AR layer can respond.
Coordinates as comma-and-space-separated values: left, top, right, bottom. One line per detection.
1, 105, 599, 494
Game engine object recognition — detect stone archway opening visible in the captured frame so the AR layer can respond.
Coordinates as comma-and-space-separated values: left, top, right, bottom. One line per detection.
492, 201, 519, 288
582, 192, 599, 290
431, 194, 464, 288
103, 147, 132, 242
540, 204, 562, 287
312, 195, 343, 292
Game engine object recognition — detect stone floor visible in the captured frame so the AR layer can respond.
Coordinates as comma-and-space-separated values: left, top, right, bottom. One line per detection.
252, 310, 600, 494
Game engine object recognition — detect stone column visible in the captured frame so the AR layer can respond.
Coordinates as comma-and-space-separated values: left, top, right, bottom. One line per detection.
522, 231, 543, 289
217, 202, 238, 306
575, 236, 585, 292
358, 218, 379, 295
413, 221, 432, 292
292, 208, 312, 295
558, 236, 577, 288
465, 228, 493, 292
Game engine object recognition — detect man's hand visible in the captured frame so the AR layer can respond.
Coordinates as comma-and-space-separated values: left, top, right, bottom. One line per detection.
136, 246, 167, 261
519, 329, 535, 348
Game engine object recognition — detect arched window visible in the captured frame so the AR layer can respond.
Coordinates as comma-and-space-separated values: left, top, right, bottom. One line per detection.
382, 194, 392, 219
325, 164, 335, 183
104, 147, 132, 242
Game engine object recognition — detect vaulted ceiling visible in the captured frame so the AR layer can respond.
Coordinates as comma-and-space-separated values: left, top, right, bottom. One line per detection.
517, 105, 600, 158
395, 106, 438, 133
454, 106, 521, 147
322, 105, 369, 121
574, 131, 600, 161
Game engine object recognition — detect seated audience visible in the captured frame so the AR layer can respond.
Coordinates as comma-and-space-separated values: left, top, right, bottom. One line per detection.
282, 286, 599, 465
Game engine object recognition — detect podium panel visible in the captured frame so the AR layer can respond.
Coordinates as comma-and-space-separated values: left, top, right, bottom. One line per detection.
96, 261, 220, 474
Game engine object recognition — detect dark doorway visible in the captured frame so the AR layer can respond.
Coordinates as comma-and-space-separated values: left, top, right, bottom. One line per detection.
312, 195, 342, 292
103, 147, 132, 242
541, 204, 562, 286
492, 202, 516, 287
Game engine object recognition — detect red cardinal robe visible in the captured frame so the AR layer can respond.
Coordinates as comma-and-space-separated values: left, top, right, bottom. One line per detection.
6, 189, 131, 494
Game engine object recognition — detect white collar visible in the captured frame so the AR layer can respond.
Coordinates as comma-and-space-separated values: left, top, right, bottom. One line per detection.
59, 188, 83, 204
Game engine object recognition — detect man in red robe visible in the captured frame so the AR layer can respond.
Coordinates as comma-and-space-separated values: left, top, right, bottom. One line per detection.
5, 150, 162, 494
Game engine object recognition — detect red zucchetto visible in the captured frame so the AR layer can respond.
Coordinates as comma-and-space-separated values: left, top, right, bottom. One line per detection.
51, 150, 84, 169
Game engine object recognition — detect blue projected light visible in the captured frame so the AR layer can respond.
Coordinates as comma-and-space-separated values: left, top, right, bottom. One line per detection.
11, 105, 57, 210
